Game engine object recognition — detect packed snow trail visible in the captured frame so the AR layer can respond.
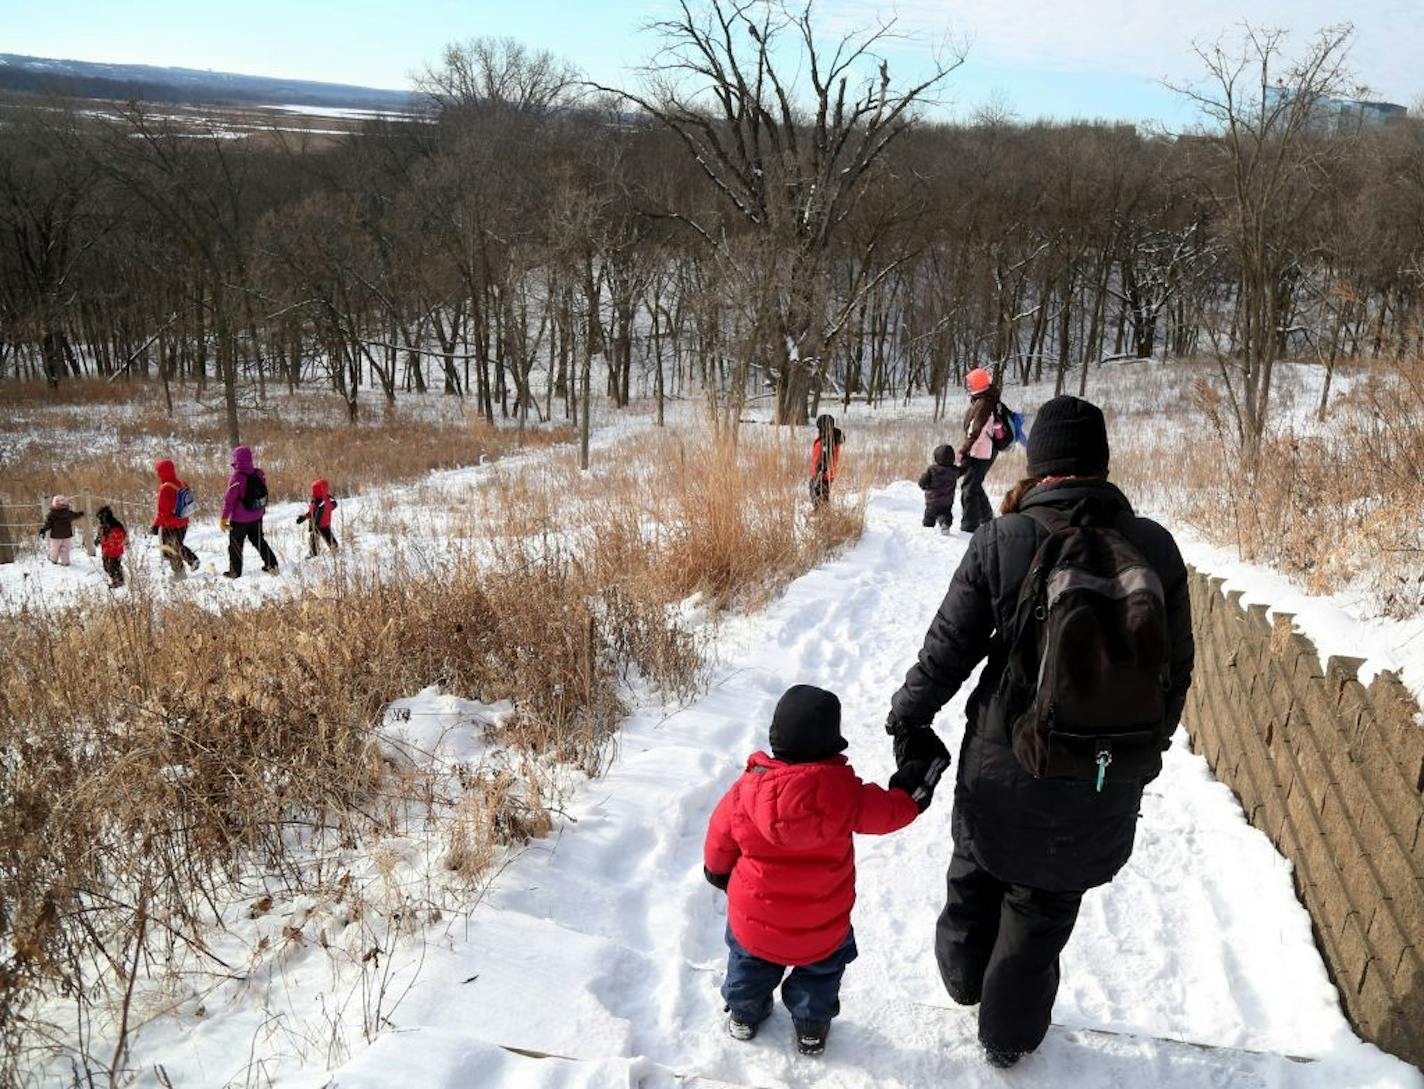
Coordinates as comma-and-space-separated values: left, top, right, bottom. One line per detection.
154, 484, 1424, 1088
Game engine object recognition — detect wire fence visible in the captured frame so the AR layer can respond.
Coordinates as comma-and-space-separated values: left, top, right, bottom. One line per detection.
0, 488, 155, 564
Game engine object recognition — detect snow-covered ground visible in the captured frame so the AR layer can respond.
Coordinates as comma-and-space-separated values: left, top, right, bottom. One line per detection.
0, 407, 651, 614
110, 484, 1424, 1088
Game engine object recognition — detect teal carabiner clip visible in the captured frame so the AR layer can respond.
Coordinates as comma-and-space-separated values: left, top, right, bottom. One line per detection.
1094, 747, 1113, 793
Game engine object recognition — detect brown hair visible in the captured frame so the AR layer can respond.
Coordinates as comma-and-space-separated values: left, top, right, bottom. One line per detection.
1000, 472, 1111, 515
1000, 477, 1046, 515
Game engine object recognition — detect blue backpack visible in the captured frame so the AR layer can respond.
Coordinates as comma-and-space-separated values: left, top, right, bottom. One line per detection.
173, 486, 197, 519
1010, 408, 1029, 447
991, 402, 1027, 451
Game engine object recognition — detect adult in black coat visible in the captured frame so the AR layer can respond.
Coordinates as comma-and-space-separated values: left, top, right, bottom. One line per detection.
885, 395, 1195, 1068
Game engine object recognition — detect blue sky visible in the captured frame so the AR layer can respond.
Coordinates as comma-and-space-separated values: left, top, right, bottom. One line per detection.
2, 1, 1419, 126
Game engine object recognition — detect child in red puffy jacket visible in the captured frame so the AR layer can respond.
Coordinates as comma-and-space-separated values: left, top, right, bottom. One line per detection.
703, 685, 935, 1056
95, 505, 127, 588
295, 478, 339, 557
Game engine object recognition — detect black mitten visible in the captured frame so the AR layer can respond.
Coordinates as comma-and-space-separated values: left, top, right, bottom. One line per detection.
703, 866, 730, 891
891, 724, 950, 769
890, 760, 930, 811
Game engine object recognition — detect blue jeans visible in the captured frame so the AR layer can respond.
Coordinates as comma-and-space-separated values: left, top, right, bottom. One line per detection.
721, 926, 858, 1027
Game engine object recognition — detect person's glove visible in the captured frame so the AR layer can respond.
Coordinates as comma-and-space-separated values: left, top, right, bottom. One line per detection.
888, 717, 951, 769
889, 759, 948, 812
296, 513, 307, 524
219, 518, 231, 533
149, 524, 159, 536
703, 866, 731, 891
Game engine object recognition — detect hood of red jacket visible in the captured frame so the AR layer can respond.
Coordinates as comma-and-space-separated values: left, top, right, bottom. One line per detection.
231, 445, 254, 473
312, 478, 330, 499
156, 459, 177, 483
741, 751, 851, 851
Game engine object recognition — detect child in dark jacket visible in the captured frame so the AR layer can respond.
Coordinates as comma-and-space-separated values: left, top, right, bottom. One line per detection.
38, 495, 84, 566
918, 444, 962, 532
95, 506, 127, 588
703, 685, 934, 1056
295, 478, 339, 557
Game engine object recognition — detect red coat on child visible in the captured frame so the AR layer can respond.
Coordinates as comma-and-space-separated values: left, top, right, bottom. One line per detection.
304, 478, 337, 529
153, 460, 190, 530
704, 751, 917, 965
99, 524, 127, 559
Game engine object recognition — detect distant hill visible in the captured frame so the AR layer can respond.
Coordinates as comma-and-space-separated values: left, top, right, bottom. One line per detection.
0, 54, 418, 111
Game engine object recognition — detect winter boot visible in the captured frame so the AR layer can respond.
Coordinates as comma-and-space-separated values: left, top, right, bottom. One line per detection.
221, 570, 239, 579
793, 1021, 829, 1056
984, 1045, 1023, 1069
186, 553, 200, 572
726, 1014, 759, 1042
262, 564, 279, 576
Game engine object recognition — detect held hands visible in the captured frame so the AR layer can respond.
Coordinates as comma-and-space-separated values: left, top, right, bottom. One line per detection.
887, 719, 951, 811
890, 723, 951, 769
889, 758, 949, 812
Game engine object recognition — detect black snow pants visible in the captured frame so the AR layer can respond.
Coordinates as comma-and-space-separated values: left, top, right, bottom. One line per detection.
809, 474, 832, 509
307, 524, 338, 557
160, 526, 199, 575
922, 500, 956, 529
935, 845, 1083, 1054
228, 520, 278, 576
958, 455, 995, 533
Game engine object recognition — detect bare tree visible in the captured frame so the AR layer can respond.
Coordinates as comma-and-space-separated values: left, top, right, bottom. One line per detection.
593, 0, 961, 423
1171, 23, 1356, 455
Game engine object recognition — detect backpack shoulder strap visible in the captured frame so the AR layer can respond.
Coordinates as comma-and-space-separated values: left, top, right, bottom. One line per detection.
1020, 505, 1070, 535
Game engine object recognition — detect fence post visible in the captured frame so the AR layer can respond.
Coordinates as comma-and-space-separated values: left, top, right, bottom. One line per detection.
0, 494, 13, 564
80, 488, 96, 557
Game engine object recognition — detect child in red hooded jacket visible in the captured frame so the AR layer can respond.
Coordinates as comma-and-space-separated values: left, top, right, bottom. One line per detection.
703, 685, 938, 1056
151, 459, 200, 577
295, 478, 339, 557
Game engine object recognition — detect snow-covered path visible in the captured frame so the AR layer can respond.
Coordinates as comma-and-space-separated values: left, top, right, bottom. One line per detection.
149, 483, 1423, 1088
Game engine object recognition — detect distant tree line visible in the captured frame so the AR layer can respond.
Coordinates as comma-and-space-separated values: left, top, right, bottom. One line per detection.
0, 5, 1417, 454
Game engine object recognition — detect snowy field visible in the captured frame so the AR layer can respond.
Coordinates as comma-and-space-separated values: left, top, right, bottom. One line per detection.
10, 369, 1424, 1086
88, 483, 1421, 1088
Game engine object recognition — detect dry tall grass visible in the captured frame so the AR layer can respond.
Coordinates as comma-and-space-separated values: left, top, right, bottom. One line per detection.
1095, 358, 1424, 619
1, 411, 921, 1085
0, 378, 573, 530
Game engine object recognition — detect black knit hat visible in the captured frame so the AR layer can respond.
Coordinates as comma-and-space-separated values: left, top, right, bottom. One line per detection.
769, 685, 847, 763
1027, 396, 1110, 478
932, 444, 956, 468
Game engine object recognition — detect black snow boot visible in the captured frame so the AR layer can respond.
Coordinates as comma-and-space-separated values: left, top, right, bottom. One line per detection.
984, 1045, 1024, 1069
794, 1021, 829, 1056
726, 1014, 759, 1042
